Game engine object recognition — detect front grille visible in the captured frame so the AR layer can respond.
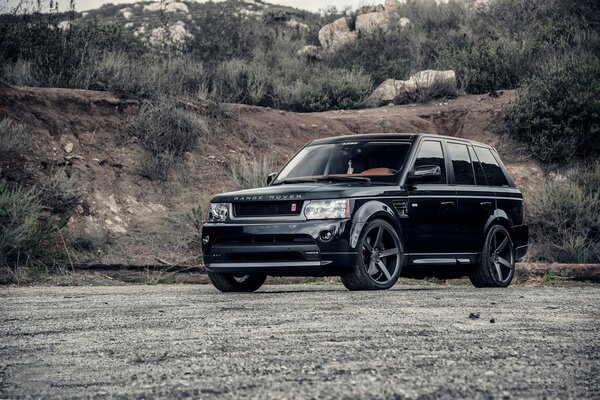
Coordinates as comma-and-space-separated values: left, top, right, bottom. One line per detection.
233, 201, 304, 217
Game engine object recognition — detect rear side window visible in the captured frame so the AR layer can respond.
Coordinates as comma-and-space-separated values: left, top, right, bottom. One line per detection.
447, 143, 475, 185
414, 140, 446, 184
473, 147, 509, 187
468, 146, 487, 185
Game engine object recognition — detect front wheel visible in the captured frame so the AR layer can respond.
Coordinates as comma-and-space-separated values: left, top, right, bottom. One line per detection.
341, 219, 403, 291
207, 272, 267, 292
470, 225, 515, 288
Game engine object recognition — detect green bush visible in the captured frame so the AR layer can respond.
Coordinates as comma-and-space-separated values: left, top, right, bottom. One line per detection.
0, 117, 28, 157
0, 180, 54, 272
528, 164, 600, 263
295, 68, 373, 112
503, 56, 600, 163
76, 52, 209, 99
212, 59, 273, 106
1, 58, 38, 86
127, 98, 207, 180
39, 169, 87, 214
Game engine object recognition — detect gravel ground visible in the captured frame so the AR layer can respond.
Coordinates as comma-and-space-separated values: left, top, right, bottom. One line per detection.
1, 284, 599, 399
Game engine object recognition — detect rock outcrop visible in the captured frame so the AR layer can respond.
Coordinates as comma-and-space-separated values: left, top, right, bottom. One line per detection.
318, 17, 357, 51
370, 70, 457, 103
318, 0, 410, 51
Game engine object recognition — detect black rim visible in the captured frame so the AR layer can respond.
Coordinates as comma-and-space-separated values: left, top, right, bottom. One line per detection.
489, 229, 514, 283
361, 223, 401, 284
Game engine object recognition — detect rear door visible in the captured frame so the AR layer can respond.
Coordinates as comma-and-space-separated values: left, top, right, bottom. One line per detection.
448, 142, 496, 255
404, 139, 458, 257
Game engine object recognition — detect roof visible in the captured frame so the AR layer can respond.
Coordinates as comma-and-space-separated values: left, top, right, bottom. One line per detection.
309, 133, 490, 147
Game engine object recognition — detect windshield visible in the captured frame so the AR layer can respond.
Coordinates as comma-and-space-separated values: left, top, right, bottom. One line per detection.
274, 141, 411, 185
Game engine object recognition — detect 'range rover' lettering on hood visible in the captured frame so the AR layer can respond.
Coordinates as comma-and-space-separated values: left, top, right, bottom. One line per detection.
233, 194, 303, 201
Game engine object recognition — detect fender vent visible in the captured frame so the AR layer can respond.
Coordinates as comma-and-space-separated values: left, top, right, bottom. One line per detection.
392, 201, 409, 217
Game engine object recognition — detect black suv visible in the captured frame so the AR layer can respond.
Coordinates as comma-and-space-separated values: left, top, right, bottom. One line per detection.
202, 134, 528, 292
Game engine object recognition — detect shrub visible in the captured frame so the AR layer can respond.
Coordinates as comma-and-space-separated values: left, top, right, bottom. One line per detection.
128, 98, 206, 156
528, 165, 600, 263
229, 155, 276, 190
212, 59, 273, 106
68, 222, 110, 253
0, 117, 28, 157
0, 180, 54, 271
127, 98, 207, 180
393, 75, 458, 105
77, 52, 209, 99
295, 68, 373, 112
39, 169, 87, 214
1, 58, 38, 86
503, 56, 600, 163
140, 152, 176, 182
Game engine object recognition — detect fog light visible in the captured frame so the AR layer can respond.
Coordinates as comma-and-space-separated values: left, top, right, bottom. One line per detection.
319, 230, 333, 242
202, 235, 210, 246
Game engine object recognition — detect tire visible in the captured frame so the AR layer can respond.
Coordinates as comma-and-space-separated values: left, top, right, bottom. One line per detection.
470, 224, 515, 288
207, 272, 267, 292
341, 219, 403, 291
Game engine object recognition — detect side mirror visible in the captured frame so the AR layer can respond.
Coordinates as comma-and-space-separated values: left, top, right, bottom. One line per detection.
407, 165, 441, 183
267, 172, 277, 185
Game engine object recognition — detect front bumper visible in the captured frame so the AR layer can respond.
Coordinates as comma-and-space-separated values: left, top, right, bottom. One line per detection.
201, 220, 356, 275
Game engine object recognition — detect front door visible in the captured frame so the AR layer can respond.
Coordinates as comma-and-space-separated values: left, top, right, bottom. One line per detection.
403, 140, 458, 257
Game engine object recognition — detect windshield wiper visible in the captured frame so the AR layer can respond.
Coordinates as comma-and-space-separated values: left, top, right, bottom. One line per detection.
275, 175, 371, 185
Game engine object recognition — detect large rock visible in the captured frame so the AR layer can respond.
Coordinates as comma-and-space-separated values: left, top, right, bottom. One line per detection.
356, 12, 389, 34
370, 70, 457, 103
355, 0, 411, 35
318, 17, 357, 51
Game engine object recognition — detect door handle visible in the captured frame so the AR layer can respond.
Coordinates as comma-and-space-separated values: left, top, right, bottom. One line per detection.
441, 201, 455, 207
480, 201, 493, 208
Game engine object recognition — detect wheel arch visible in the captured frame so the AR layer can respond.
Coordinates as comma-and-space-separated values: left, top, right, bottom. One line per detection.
484, 210, 515, 238
349, 200, 403, 249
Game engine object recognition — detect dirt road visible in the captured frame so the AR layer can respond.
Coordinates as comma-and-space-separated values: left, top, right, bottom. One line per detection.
1, 284, 599, 399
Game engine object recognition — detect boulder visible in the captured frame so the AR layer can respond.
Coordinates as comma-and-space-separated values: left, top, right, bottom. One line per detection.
370, 70, 457, 103
399, 17, 411, 27
355, 11, 389, 34
318, 17, 357, 51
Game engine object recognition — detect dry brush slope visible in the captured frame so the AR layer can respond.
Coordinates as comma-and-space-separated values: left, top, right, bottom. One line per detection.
0, 84, 542, 266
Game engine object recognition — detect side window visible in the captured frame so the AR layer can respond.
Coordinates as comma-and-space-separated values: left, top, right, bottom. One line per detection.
474, 147, 509, 187
414, 140, 446, 184
468, 146, 487, 185
447, 143, 475, 185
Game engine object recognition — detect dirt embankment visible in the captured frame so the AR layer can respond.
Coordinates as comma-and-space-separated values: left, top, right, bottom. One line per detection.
0, 84, 542, 266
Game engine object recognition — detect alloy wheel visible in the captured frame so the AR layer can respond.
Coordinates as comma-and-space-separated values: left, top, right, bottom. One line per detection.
488, 228, 515, 284
361, 223, 401, 284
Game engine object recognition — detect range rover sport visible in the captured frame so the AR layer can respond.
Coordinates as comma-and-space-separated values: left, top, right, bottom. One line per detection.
201, 134, 528, 292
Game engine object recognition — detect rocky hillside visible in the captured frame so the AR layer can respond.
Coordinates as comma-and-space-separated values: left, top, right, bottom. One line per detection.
0, 83, 541, 266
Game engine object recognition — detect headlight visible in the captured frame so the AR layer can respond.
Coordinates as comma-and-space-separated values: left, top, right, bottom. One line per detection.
208, 203, 229, 222
304, 199, 350, 220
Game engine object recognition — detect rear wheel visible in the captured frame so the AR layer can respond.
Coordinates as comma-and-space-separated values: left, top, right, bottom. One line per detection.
470, 225, 515, 288
341, 219, 403, 291
207, 272, 267, 292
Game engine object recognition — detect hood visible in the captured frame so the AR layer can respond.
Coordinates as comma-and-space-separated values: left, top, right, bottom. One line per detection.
211, 182, 405, 203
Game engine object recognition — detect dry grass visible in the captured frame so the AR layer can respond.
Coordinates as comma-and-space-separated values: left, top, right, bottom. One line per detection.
229, 155, 277, 190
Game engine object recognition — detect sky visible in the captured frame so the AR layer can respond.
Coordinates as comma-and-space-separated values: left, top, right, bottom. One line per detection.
44, 0, 383, 12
